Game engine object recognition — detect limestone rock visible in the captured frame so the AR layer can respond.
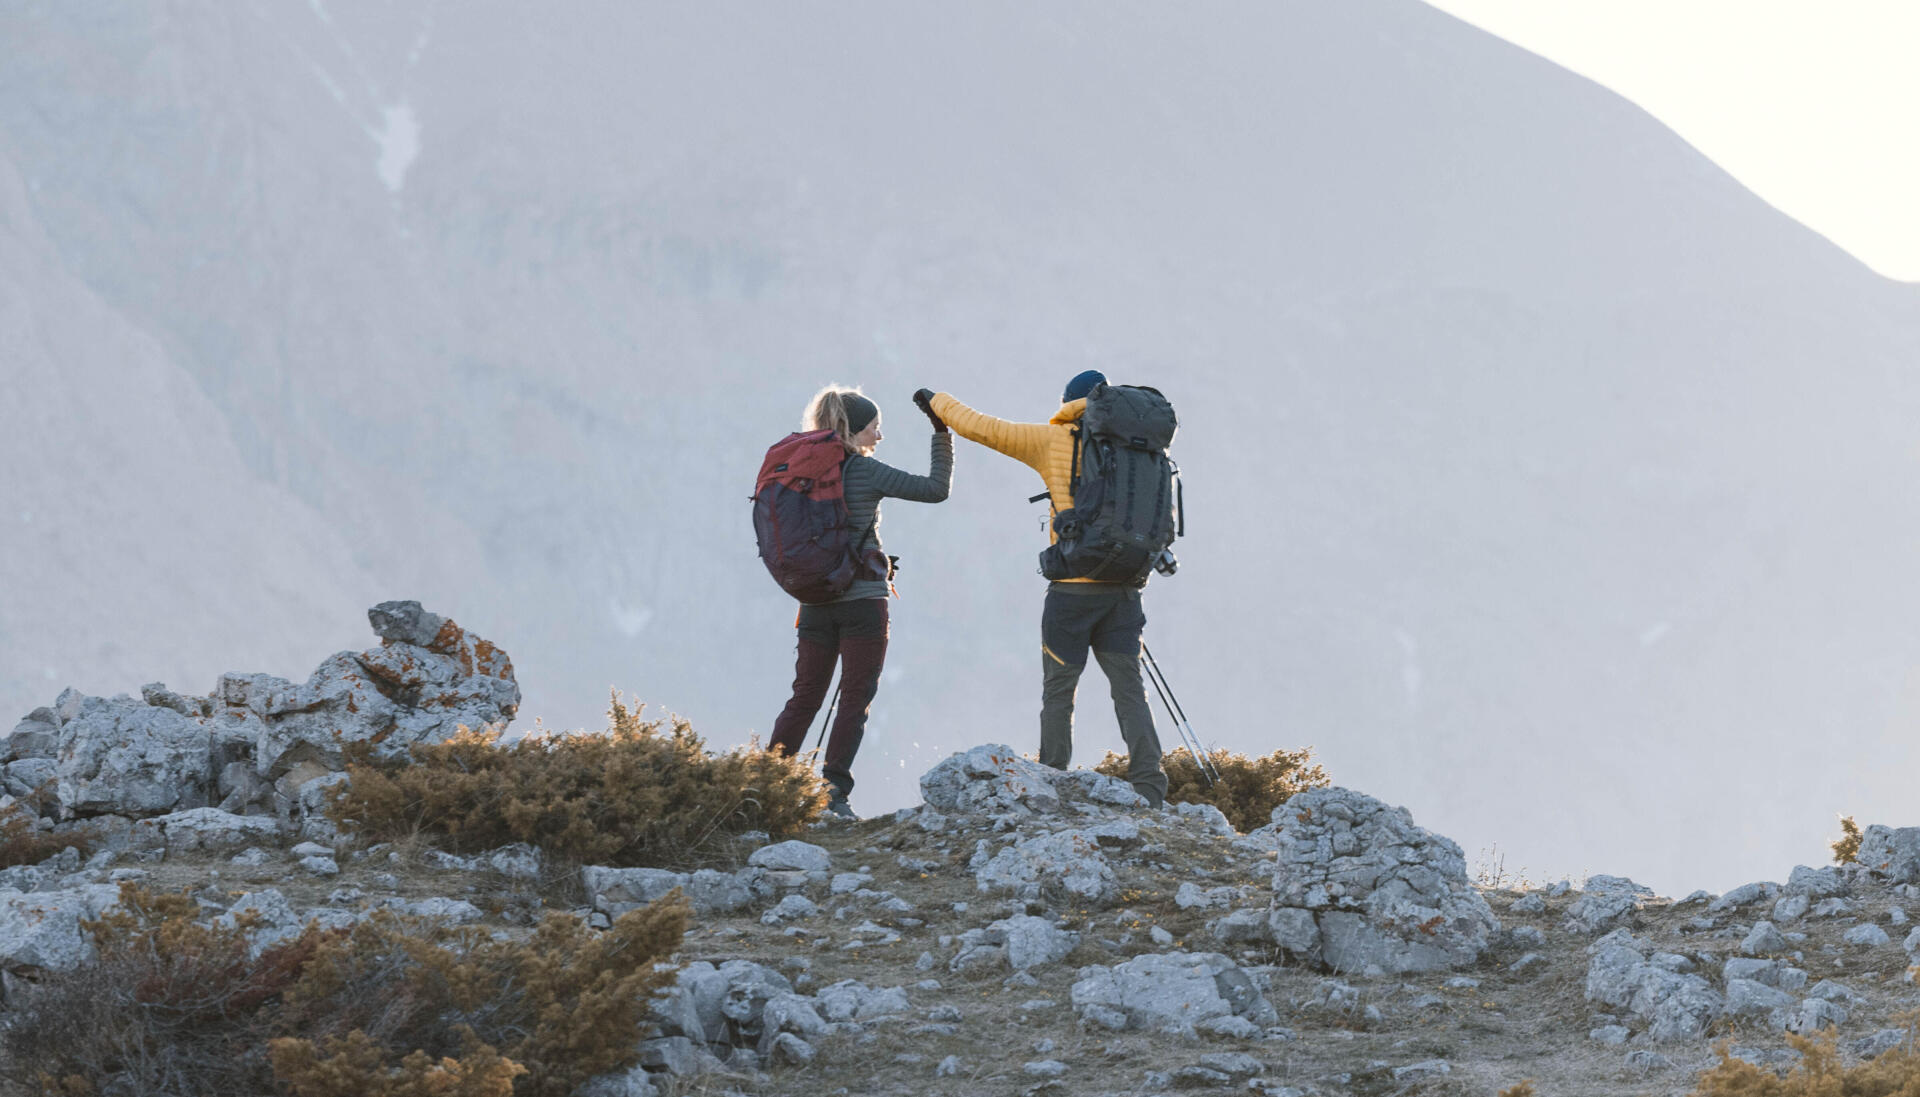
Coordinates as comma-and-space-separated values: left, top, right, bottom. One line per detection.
584, 866, 687, 917
1785, 865, 1847, 897
1708, 881, 1780, 913
1070, 952, 1277, 1037
127, 807, 283, 855
957, 915, 1081, 972
1584, 930, 1724, 1043
1563, 876, 1651, 935
919, 744, 1061, 816
5, 709, 59, 760
1174, 802, 1235, 836
1741, 921, 1789, 955
1859, 825, 1920, 883
1267, 787, 1498, 973
24, 604, 517, 822
1051, 769, 1149, 808
1844, 923, 1892, 947
54, 695, 210, 817
748, 840, 831, 873
973, 830, 1117, 905
0, 884, 121, 971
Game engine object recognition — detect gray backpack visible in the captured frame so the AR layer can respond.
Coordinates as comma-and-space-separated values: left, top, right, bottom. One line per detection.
1038, 383, 1184, 584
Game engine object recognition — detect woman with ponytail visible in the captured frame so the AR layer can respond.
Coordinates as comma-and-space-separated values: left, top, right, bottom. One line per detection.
765, 386, 952, 818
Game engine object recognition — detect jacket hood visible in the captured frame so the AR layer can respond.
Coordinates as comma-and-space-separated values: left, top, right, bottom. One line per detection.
1049, 399, 1087, 426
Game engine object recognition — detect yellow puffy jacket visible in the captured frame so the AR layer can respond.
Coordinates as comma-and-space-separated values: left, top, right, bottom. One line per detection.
930, 391, 1099, 582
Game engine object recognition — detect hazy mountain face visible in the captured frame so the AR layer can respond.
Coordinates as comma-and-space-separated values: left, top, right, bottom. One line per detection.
6, 0, 1919, 895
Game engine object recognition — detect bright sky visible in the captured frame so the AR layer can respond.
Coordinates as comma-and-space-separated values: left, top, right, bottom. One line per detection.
1425, 1, 1920, 283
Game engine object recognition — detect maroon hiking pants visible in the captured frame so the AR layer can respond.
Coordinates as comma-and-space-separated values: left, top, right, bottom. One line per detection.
766, 598, 889, 799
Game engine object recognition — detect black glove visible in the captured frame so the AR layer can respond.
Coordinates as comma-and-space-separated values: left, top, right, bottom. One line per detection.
913, 388, 947, 432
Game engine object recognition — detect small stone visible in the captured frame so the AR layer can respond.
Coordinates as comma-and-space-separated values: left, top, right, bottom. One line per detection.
1626, 1050, 1673, 1071
1741, 921, 1788, 955
290, 841, 332, 858
299, 856, 340, 877
1850, 1029, 1907, 1059
1023, 1060, 1068, 1078
1844, 924, 1891, 947
1590, 1025, 1630, 1046
1392, 1060, 1450, 1082
1171, 1066, 1233, 1087
770, 1033, 815, 1065
1198, 1015, 1261, 1039
761, 895, 820, 925
1509, 952, 1547, 973
1509, 893, 1546, 914
1151, 926, 1175, 946
936, 1055, 963, 1077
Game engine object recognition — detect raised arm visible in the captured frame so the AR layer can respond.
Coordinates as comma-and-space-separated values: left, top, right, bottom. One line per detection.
929, 392, 1053, 474
858, 432, 953, 503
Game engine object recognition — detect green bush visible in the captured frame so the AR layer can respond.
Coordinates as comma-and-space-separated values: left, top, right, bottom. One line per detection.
4, 883, 689, 1097
1098, 745, 1329, 833
330, 694, 827, 867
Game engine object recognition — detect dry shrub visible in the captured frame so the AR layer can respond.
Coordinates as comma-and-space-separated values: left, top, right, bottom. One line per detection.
1832, 815, 1863, 865
1497, 1084, 1537, 1097
1099, 745, 1329, 833
331, 694, 826, 867
4, 883, 689, 1097
0, 786, 95, 868
1690, 1026, 1920, 1095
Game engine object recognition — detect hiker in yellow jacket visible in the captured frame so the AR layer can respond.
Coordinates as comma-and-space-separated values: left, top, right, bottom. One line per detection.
918, 372, 1168, 807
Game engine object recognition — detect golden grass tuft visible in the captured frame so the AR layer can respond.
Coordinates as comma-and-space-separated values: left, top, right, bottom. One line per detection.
330, 693, 827, 867
1099, 745, 1329, 832
1690, 1025, 1920, 1096
3, 882, 689, 1097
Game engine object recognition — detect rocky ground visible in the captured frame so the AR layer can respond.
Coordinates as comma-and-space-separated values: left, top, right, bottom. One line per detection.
8, 741, 1920, 1097
9, 604, 1920, 1096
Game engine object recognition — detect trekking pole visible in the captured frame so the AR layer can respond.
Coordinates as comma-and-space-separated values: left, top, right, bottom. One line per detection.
1140, 643, 1221, 785
810, 679, 843, 755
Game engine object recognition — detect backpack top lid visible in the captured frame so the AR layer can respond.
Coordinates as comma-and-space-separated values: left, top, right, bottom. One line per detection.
756, 429, 847, 494
1081, 383, 1177, 451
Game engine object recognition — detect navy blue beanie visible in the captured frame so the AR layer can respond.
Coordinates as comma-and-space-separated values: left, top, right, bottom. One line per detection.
1062, 370, 1106, 402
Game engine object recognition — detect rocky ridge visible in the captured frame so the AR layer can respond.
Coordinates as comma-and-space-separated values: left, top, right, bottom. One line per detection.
7, 625, 1920, 1095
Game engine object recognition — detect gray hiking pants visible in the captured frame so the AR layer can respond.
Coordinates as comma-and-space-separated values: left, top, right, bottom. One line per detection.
1038, 584, 1167, 807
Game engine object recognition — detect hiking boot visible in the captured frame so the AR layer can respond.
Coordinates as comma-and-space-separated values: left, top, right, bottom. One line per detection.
826, 796, 859, 821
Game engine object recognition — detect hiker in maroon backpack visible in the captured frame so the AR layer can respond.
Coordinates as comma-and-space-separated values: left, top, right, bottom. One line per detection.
756, 386, 952, 819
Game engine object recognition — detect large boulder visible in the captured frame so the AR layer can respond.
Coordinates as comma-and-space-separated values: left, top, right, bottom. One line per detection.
919, 744, 1061, 816
0, 884, 122, 972
13, 602, 518, 822
1267, 787, 1498, 973
54, 693, 210, 817
1857, 825, 1920, 883
1585, 929, 1724, 1042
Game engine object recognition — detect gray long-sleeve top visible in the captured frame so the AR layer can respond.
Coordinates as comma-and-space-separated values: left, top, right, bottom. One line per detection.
831, 432, 953, 602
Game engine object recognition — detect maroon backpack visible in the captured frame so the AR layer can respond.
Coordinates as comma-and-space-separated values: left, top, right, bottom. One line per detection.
752, 430, 880, 603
